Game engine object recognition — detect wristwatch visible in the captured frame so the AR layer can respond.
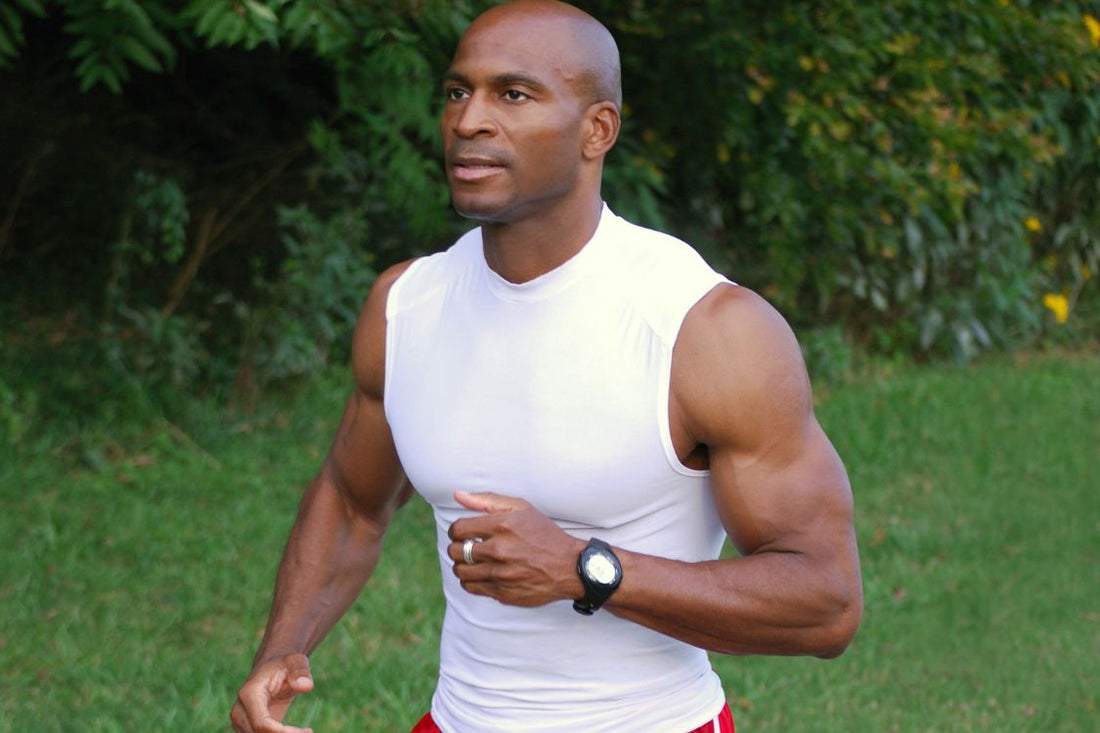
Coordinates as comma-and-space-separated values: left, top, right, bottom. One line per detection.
573, 538, 622, 615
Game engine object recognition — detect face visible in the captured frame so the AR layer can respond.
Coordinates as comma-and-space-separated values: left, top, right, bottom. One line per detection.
441, 10, 593, 223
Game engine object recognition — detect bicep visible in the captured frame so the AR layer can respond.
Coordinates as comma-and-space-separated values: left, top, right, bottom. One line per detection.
710, 418, 854, 559
675, 286, 855, 558
324, 389, 409, 522
322, 260, 417, 521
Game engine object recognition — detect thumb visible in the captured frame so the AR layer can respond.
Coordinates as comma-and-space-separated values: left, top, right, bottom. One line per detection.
454, 490, 529, 514
285, 653, 314, 692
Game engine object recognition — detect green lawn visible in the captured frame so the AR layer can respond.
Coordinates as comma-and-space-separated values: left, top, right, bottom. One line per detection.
1, 351, 1096, 732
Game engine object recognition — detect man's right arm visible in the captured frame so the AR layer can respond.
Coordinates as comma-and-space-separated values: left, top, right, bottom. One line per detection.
230, 261, 415, 733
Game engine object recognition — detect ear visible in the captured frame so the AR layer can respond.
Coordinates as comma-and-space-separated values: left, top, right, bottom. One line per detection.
581, 101, 621, 160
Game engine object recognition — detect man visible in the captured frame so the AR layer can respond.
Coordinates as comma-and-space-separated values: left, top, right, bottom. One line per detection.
230, 1, 863, 731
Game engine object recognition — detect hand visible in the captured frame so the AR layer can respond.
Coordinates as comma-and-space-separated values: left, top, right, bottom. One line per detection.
447, 491, 586, 607
229, 653, 315, 733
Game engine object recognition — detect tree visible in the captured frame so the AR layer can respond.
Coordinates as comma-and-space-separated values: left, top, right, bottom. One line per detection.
1, 0, 1096, 418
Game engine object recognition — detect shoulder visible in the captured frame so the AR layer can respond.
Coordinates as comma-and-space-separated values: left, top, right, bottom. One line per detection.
349, 228, 482, 398
351, 259, 420, 400
604, 215, 729, 341
609, 215, 712, 274
680, 284, 801, 358
673, 284, 813, 448
383, 228, 483, 316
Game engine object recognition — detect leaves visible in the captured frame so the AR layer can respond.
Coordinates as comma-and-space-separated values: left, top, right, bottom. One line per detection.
594, 0, 1098, 358
1, 0, 1096, 397
0, 0, 46, 66
184, 0, 280, 50
62, 0, 178, 92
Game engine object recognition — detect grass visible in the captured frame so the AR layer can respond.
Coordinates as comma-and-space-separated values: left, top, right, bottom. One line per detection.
1, 350, 1096, 732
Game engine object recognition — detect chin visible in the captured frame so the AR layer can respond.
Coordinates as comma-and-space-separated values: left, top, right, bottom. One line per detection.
450, 195, 513, 223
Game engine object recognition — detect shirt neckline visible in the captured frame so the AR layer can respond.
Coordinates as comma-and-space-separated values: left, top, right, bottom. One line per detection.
482, 204, 616, 303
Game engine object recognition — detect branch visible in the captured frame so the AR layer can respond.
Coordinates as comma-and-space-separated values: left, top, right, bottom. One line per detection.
207, 138, 312, 255
0, 143, 54, 261
161, 207, 216, 319
159, 138, 311, 316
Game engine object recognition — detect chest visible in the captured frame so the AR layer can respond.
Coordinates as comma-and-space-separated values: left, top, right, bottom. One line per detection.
385, 288, 675, 527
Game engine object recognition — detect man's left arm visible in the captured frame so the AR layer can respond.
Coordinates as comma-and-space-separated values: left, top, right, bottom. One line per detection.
605, 284, 863, 657
448, 284, 862, 658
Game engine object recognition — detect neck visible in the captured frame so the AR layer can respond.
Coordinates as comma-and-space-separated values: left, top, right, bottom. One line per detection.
480, 195, 604, 284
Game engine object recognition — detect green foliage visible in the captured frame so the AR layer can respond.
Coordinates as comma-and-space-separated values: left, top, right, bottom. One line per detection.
799, 325, 855, 384
0, 0, 45, 66
1, 0, 1097, 411
0, 371, 36, 448
239, 205, 377, 390
593, 0, 1099, 359
62, 0, 178, 92
99, 170, 203, 398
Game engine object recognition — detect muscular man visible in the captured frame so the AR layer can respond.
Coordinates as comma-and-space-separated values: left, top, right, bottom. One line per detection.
230, 2, 862, 731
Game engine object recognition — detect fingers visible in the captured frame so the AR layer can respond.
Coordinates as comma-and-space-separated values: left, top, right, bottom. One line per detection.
446, 492, 583, 607
447, 535, 485, 566
229, 654, 315, 733
449, 491, 533, 545
230, 701, 314, 733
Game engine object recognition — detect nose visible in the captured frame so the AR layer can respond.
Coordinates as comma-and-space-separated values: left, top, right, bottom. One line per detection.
449, 92, 497, 139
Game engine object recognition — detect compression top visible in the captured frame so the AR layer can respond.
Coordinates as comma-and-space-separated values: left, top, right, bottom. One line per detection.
384, 204, 730, 732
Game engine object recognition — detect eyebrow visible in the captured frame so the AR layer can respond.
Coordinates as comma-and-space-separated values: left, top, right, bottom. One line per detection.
442, 70, 550, 93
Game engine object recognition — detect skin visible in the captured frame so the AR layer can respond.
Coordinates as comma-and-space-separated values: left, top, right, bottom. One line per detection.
230, 2, 862, 731
440, 0, 622, 283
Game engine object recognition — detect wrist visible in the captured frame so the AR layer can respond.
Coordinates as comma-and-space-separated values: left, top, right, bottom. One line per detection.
573, 538, 623, 615
558, 536, 588, 600
252, 647, 308, 671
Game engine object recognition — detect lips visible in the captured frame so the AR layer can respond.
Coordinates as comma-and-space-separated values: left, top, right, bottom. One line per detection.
447, 151, 508, 183
451, 163, 504, 182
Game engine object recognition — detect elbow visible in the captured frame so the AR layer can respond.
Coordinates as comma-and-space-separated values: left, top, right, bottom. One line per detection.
812, 590, 863, 659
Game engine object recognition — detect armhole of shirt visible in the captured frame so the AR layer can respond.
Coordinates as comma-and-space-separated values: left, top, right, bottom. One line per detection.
657, 278, 730, 478
383, 257, 426, 412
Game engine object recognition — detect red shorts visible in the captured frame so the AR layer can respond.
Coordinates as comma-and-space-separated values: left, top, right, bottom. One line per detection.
411, 703, 735, 732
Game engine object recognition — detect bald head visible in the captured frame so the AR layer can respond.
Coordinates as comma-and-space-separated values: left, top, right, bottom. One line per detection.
459, 0, 622, 109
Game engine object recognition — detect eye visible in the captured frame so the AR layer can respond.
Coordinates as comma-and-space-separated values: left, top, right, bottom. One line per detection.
503, 89, 529, 102
446, 87, 469, 101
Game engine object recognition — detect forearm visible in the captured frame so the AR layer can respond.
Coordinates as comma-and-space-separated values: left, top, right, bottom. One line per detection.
606, 547, 862, 658
252, 477, 389, 668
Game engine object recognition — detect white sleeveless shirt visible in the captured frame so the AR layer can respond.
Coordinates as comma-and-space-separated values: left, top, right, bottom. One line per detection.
384, 205, 730, 732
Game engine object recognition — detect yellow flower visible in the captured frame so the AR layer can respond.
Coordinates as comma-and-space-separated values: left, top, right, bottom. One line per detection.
748, 87, 765, 105
798, 56, 815, 72
1042, 293, 1069, 324
716, 142, 731, 164
1024, 216, 1042, 233
828, 121, 853, 141
1085, 14, 1100, 48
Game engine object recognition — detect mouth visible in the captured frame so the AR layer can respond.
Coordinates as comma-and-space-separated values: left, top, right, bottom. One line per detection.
448, 153, 507, 183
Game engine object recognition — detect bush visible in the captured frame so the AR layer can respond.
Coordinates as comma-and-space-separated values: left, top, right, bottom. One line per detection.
237, 205, 377, 395
591, 0, 1099, 358
0, 0, 1096, 408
